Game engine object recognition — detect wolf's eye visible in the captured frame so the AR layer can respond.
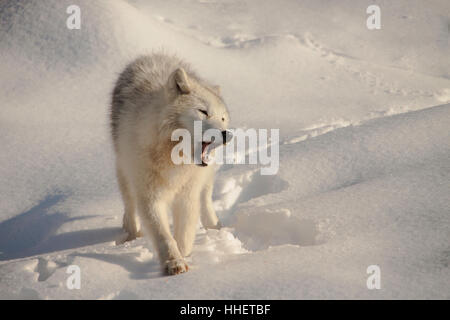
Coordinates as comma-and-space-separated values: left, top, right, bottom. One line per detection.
198, 109, 208, 117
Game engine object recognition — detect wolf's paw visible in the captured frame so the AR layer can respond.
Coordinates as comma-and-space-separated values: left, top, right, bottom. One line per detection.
209, 221, 222, 230
124, 232, 139, 242
203, 220, 222, 230
125, 228, 143, 241
115, 230, 143, 245
133, 229, 143, 238
165, 258, 189, 275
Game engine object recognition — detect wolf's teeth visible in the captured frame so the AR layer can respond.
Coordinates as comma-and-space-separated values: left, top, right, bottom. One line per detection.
203, 145, 213, 164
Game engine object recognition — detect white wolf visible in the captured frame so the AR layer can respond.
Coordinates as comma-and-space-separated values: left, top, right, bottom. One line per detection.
110, 53, 231, 275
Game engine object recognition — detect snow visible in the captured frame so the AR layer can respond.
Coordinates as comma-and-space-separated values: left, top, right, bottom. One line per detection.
1, 0, 449, 299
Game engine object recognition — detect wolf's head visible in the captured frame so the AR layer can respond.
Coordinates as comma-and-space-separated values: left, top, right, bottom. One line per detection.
164, 67, 232, 166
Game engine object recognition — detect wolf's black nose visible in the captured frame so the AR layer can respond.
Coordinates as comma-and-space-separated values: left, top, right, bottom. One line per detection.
221, 130, 232, 144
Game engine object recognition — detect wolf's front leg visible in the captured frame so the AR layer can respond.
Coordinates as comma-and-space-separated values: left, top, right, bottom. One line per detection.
173, 186, 201, 257
200, 181, 221, 230
136, 192, 188, 275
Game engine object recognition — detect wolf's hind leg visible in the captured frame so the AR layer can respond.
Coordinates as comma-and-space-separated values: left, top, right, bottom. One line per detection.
117, 167, 141, 241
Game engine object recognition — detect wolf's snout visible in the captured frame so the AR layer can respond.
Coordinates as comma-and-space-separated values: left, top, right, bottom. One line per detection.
222, 130, 233, 144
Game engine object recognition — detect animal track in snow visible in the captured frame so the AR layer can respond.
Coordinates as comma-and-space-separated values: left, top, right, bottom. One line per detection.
232, 207, 329, 251
214, 169, 288, 220
24, 255, 75, 282
283, 102, 438, 147
34, 258, 59, 282
149, 13, 445, 101
192, 228, 248, 265
206, 30, 444, 101
212, 168, 322, 252
296, 32, 439, 99
284, 119, 352, 145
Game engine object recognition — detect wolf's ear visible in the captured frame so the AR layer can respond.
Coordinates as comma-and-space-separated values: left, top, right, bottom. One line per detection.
211, 85, 221, 96
169, 68, 191, 94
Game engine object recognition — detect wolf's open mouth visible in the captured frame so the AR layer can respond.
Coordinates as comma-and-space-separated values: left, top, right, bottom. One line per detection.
200, 141, 212, 166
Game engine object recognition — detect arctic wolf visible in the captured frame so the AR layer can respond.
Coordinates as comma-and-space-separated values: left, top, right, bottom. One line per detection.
111, 53, 231, 275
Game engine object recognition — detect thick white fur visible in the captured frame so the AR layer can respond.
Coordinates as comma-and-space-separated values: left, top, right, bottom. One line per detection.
111, 53, 229, 275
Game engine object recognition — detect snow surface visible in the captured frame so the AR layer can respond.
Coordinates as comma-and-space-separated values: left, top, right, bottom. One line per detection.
0, 0, 449, 299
